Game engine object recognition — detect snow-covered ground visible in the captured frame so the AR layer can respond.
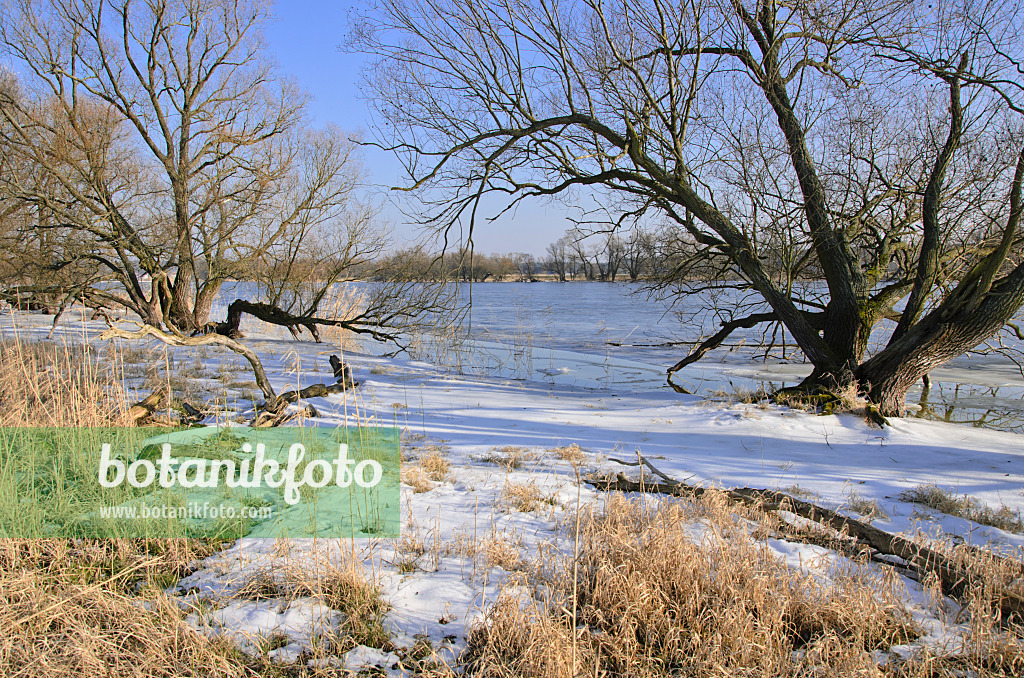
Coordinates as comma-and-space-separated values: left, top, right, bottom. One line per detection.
5, 308, 1024, 673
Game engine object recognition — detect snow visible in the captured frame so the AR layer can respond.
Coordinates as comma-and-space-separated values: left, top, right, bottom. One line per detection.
4, 307, 1024, 672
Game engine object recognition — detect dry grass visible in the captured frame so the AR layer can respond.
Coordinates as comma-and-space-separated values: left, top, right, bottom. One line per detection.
548, 443, 585, 464
707, 384, 773, 405
844, 489, 890, 522
772, 381, 866, 416
901, 484, 1024, 534
0, 335, 131, 427
402, 466, 434, 493
0, 318, 402, 675
463, 491, 1021, 678
140, 352, 216, 405
482, 535, 524, 571
464, 492, 1024, 676
928, 539, 1024, 621
477, 445, 537, 471
233, 557, 390, 650
391, 534, 427, 574
420, 450, 451, 481
500, 480, 558, 513
401, 446, 451, 491
783, 484, 822, 501
0, 332, 254, 676
0, 538, 245, 678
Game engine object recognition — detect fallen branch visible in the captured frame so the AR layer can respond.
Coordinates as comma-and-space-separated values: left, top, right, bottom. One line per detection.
607, 456, 692, 486
181, 401, 205, 425
261, 378, 359, 416
667, 312, 776, 374
207, 298, 408, 344
252, 403, 319, 428
589, 458, 1024, 621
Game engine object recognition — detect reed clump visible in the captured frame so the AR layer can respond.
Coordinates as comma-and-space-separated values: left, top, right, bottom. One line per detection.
0, 335, 131, 427
0, 538, 240, 677
464, 492, 1024, 677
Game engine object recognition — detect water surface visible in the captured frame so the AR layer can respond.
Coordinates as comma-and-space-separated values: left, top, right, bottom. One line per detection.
439, 282, 1024, 433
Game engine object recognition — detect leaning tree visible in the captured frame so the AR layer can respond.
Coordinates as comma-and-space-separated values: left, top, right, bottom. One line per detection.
0, 0, 452, 406
353, 0, 1024, 415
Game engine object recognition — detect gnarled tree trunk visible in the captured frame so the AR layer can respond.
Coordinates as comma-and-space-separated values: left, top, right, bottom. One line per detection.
857, 267, 1024, 416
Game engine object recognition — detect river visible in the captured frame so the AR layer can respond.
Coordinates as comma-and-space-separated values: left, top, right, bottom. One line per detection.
409, 282, 1024, 434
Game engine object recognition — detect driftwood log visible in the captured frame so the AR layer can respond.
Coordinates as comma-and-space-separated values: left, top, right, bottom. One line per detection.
252, 358, 359, 426
590, 457, 1024, 621
260, 380, 357, 415
128, 391, 165, 425
252, 403, 319, 428
129, 391, 208, 427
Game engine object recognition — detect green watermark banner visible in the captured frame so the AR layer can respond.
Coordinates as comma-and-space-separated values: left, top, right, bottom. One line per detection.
0, 426, 400, 539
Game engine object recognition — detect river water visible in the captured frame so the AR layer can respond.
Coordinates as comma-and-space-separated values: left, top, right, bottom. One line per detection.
415, 282, 1024, 434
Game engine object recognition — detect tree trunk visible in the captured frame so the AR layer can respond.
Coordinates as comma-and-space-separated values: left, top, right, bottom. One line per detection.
857, 348, 946, 417
193, 281, 222, 328
857, 267, 1024, 416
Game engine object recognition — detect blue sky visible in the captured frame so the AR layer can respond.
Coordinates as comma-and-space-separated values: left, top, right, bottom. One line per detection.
263, 1, 570, 256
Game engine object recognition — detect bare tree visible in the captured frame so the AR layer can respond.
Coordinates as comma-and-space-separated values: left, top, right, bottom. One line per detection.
0, 0, 451, 406
354, 0, 1024, 416
622, 230, 655, 281
510, 252, 537, 281
545, 236, 571, 281
565, 230, 597, 281
600, 233, 624, 282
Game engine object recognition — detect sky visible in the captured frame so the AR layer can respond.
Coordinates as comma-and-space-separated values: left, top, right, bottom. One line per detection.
262, 1, 572, 256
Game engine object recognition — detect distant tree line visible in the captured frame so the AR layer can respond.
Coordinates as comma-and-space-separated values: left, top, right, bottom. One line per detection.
373, 226, 734, 283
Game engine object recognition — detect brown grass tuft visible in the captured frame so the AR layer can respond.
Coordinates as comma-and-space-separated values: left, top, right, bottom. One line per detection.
500, 480, 558, 513
900, 484, 1024, 534
234, 557, 390, 650
844, 489, 890, 522
477, 445, 537, 471
402, 466, 434, 493
420, 450, 451, 481
548, 443, 585, 464
482, 536, 524, 571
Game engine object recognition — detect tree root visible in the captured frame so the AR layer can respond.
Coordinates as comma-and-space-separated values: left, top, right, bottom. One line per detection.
588, 457, 1024, 621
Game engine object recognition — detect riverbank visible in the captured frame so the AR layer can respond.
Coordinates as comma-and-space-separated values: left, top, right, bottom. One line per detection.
2, 308, 1023, 676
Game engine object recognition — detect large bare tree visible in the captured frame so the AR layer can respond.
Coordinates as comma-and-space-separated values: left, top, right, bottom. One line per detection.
0, 0, 451, 404
353, 0, 1024, 415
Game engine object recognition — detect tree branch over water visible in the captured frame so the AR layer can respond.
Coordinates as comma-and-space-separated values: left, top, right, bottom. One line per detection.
352, 0, 1024, 416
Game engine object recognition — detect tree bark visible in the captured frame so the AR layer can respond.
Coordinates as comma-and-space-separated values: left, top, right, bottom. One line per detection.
212, 299, 321, 341
857, 265, 1024, 415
